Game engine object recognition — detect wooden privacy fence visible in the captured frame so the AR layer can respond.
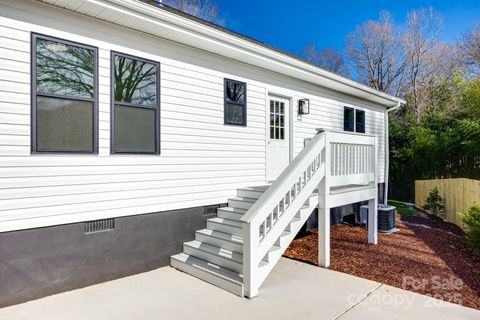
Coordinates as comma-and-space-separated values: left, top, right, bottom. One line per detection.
415, 178, 480, 228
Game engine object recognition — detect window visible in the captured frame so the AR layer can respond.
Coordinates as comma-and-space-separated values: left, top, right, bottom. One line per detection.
270, 99, 285, 140
111, 52, 160, 154
224, 79, 246, 126
344, 107, 366, 133
356, 109, 365, 133
344, 107, 354, 132
32, 34, 98, 153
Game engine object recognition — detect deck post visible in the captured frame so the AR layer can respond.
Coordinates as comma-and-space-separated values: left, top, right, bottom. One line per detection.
368, 136, 379, 244
318, 187, 330, 267
367, 196, 378, 244
318, 132, 330, 267
242, 220, 259, 298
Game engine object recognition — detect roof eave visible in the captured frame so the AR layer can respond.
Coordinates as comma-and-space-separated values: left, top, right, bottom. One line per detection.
40, 0, 406, 107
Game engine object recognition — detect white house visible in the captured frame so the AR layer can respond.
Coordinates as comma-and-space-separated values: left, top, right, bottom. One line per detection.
0, 0, 405, 306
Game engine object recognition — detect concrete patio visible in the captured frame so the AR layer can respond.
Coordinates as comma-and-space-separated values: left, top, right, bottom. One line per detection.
0, 258, 478, 320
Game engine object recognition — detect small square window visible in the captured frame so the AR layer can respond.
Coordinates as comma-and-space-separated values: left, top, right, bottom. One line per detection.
344, 107, 366, 134
224, 79, 246, 126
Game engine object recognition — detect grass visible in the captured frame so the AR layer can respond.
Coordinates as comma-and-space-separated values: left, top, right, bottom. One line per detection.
387, 199, 417, 216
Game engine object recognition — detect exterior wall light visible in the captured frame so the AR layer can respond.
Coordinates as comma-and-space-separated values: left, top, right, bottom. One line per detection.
298, 98, 310, 115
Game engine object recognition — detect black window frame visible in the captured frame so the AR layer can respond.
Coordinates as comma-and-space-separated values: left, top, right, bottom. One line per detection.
343, 107, 355, 132
355, 109, 366, 133
110, 51, 161, 155
224, 78, 247, 126
344, 106, 366, 134
31, 33, 99, 154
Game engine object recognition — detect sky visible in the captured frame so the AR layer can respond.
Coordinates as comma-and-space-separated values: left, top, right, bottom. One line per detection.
215, 0, 480, 57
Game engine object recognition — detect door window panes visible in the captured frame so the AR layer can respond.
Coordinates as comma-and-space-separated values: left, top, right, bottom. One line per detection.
270, 100, 285, 140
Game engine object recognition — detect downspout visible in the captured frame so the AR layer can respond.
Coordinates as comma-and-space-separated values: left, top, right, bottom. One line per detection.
384, 102, 402, 205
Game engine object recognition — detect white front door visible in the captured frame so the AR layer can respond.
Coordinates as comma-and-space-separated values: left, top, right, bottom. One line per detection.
266, 96, 290, 182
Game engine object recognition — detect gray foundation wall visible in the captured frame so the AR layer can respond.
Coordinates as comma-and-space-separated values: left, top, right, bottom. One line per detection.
0, 204, 221, 308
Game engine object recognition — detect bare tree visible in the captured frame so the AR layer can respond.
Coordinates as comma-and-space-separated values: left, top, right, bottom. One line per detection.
459, 22, 480, 75
403, 8, 444, 112
161, 0, 224, 26
345, 11, 407, 96
302, 44, 349, 76
417, 41, 458, 107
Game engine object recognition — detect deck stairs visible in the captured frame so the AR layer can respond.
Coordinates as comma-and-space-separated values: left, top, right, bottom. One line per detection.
171, 130, 378, 298
171, 185, 318, 296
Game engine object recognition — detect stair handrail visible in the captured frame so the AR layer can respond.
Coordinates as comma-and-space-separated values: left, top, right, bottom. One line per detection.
241, 132, 326, 224
241, 130, 328, 297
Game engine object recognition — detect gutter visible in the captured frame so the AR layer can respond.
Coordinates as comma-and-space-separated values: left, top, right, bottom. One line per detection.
384, 102, 402, 204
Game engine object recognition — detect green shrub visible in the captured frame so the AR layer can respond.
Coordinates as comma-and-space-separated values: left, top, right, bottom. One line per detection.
423, 187, 445, 217
462, 203, 480, 253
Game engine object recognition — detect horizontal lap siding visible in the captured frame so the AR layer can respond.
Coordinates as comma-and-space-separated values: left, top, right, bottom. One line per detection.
0, 8, 267, 231
0, 0, 387, 232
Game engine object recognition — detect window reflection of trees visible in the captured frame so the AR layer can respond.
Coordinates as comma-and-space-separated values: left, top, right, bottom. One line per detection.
114, 56, 157, 106
36, 39, 94, 98
226, 81, 245, 104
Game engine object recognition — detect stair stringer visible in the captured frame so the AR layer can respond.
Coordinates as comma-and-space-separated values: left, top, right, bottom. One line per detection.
252, 194, 319, 292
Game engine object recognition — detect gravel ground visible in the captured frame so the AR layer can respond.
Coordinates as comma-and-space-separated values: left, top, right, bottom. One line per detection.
284, 214, 480, 310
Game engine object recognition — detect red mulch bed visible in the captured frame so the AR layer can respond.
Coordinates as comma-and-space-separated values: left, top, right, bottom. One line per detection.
284, 214, 480, 310
402, 209, 466, 236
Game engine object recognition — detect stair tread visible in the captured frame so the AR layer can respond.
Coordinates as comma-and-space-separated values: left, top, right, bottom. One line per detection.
185, 240, 243, 263
197, 228, 243, 244
217, 207, 247, 214
238, 185, 270, 192
171, 253, 243, 284
208, 217, 243, 228
171, 184, 321, 296
229, 196, 257, 203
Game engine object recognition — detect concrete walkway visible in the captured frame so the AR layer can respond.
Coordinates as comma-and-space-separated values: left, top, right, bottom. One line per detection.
0, 258, 478, 320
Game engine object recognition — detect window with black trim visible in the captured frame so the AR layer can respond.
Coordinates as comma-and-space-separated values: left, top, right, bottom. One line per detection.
32, 34, 98, 153
356, 109, 365, 133
224, 79, 246, 126
344, 107, 366, 133
344, 107, 354, 132
111, 52, 160, 154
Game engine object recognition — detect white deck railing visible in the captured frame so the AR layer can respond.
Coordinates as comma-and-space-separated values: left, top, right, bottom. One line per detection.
241, 130, 377, 298
329, 132, 376, 188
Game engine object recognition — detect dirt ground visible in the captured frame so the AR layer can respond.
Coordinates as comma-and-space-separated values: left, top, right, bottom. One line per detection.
283, 214, 480, 310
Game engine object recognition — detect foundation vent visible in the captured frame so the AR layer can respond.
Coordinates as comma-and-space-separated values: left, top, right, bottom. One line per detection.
84, 218, 115, 234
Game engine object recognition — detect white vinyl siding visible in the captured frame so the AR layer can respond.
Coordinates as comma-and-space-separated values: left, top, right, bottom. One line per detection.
0, 0, 385, 232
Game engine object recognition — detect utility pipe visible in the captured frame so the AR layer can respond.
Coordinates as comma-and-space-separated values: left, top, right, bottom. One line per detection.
384, 102, 402, 204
